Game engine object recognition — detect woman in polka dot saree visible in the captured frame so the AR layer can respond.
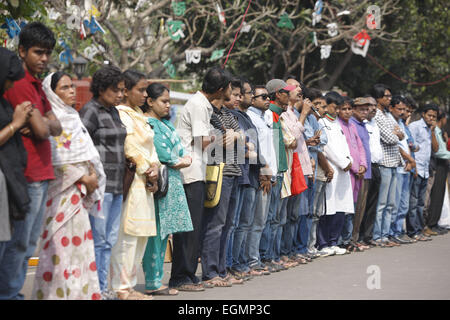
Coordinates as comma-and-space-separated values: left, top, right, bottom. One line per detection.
32, 73, 106, 300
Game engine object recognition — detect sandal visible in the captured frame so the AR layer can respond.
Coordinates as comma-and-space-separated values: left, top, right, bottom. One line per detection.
203, 276, 232, 288
145, 286, 179, 296
117, 289, 153, 300
224, 274, 245, 284
174, 283, 205, 292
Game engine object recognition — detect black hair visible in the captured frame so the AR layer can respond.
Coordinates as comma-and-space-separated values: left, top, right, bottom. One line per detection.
122, 69, 146, 90
342, 95, 354, 108
231, 77, 242, 91
437, 108, 447, 121
19, 22, 56, 51
404, 96, 418, 110
390, 95, 407, 108
325, 91, 345, 106
371, 83, 391, 99
305, 87, 324, 101
422, 103, 439, 115
240, 76, 253, 94
50, 71, 71, 91
90, 65, 123, 98
201, 66, 232, 94
142, 82, 169, 113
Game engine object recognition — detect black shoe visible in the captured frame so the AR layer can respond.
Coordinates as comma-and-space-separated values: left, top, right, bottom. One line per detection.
391, 236, 408, 244
432, 226, 448, 235
398, 234, 414, 243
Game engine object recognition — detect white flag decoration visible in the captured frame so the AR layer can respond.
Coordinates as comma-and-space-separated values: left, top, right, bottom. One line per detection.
327, 23, 338, 37
320, 45, 332, 59
351, 40, 370, 57
84, 44, 106, 60
240, 22, 252, 33
185, 49, 202, 64
337, 10, 351, 17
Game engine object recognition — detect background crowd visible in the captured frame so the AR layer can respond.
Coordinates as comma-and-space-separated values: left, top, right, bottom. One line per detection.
0, 22, 449, 300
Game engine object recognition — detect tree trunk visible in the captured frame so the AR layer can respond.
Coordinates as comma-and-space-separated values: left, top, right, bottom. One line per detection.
319, 49, 353, 91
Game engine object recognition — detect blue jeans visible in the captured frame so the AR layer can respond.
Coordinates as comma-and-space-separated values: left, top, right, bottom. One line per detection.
293, 177, 313, 254
231, 186, 257, 271
226, 184, 244, 269
407, 175, 428, 237
89, 193, 123, 293
340, 213, 355, 245
373, 166, 398, 242
281, 194, 301, 257
273, 195, 288, 262
245, 189, 270, 268
390, 173, 411, 237
201, 176, 237, 280
308, 180, 326, 252
260, 176, 283, 262
0, 181, 49, 300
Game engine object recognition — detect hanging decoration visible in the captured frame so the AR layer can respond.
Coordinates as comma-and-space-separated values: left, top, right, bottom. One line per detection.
277, 13, 294, 29
185, 49, 202, 64
209, 48, 225, 61
337, 10, 351, 17
366, 5, 381, 30
1, 18, 21, 39
172, 1, 186, 16
163, 58, 177, 78
320, 45, 331, 59
88, 5, 101, 18
327, 23, 338, 37
84, 44, 106, 60
84, 16, 106, 34
312, 0, 323, 26
240, 21, 251, 33
215, 1, 226, 26
310, 31, 318, 47
167, 19, 185, 42
58, 39, 74, 65
351, 29, 371, 57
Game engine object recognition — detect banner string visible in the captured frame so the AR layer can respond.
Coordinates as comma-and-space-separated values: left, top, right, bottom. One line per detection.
222, 0, 252, 68
367, 53, 450, 86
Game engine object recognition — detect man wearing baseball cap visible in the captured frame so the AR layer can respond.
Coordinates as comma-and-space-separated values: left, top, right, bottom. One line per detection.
259, 79, 296, 271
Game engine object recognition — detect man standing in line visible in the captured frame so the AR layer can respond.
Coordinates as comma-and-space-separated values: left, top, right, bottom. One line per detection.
171, 66, 231, 291
246, 85, 276, 274
0, 22, 62, 300
371, 84, 403, 247
407, 104, 439, 240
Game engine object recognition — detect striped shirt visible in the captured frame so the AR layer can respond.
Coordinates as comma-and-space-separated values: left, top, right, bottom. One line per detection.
79, 99, 127, 194
209, 105, 242, 177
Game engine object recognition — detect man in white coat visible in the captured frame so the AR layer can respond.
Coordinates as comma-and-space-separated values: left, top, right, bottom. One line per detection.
316, 92, 353, 256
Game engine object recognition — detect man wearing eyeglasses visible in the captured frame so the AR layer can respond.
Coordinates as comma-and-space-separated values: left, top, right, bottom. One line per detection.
371, 84, 404, 247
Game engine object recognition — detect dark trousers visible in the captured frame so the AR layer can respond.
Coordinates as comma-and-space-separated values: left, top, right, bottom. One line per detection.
427, 159, 448, 228
316, 212, 345, 250
169, 181, 205, 288
359, 164, 381, 242
201, 176, 238, 280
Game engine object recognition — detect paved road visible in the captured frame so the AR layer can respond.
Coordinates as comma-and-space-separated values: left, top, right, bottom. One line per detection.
23, 233, 450, 300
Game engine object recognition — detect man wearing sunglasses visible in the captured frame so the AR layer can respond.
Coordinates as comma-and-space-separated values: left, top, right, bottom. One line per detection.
246, 85, 277, 274
259, 79, 297, 272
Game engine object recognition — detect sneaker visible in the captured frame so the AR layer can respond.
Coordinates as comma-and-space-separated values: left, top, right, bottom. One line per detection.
101, 289, 119, 300
331, 246, 347, 255
318, 247, 336, 257
398, 234, 414, 243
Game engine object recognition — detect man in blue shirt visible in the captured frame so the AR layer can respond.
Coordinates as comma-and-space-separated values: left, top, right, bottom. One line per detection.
406, 104, 439, 240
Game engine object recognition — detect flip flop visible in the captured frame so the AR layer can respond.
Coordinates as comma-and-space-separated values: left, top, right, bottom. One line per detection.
145, 287, 179, 296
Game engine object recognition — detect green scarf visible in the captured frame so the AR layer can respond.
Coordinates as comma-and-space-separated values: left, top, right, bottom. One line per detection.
269, 103, 288, 173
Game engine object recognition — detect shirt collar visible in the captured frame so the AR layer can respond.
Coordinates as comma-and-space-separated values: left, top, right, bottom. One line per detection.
24, 69, 41, 84
248, 106, 265, 118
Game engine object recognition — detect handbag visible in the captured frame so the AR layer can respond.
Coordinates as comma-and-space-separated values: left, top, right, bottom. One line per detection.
154, 164, 169, 199
290, 152, 308, 195
123, 158, 136, 202
204, 163, 225, 208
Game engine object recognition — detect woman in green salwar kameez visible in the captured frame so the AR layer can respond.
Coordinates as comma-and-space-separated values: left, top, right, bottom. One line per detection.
142, 83, 193, 296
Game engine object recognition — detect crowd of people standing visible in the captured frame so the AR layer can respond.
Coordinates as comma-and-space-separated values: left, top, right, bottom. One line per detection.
0, 22, 449, 300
